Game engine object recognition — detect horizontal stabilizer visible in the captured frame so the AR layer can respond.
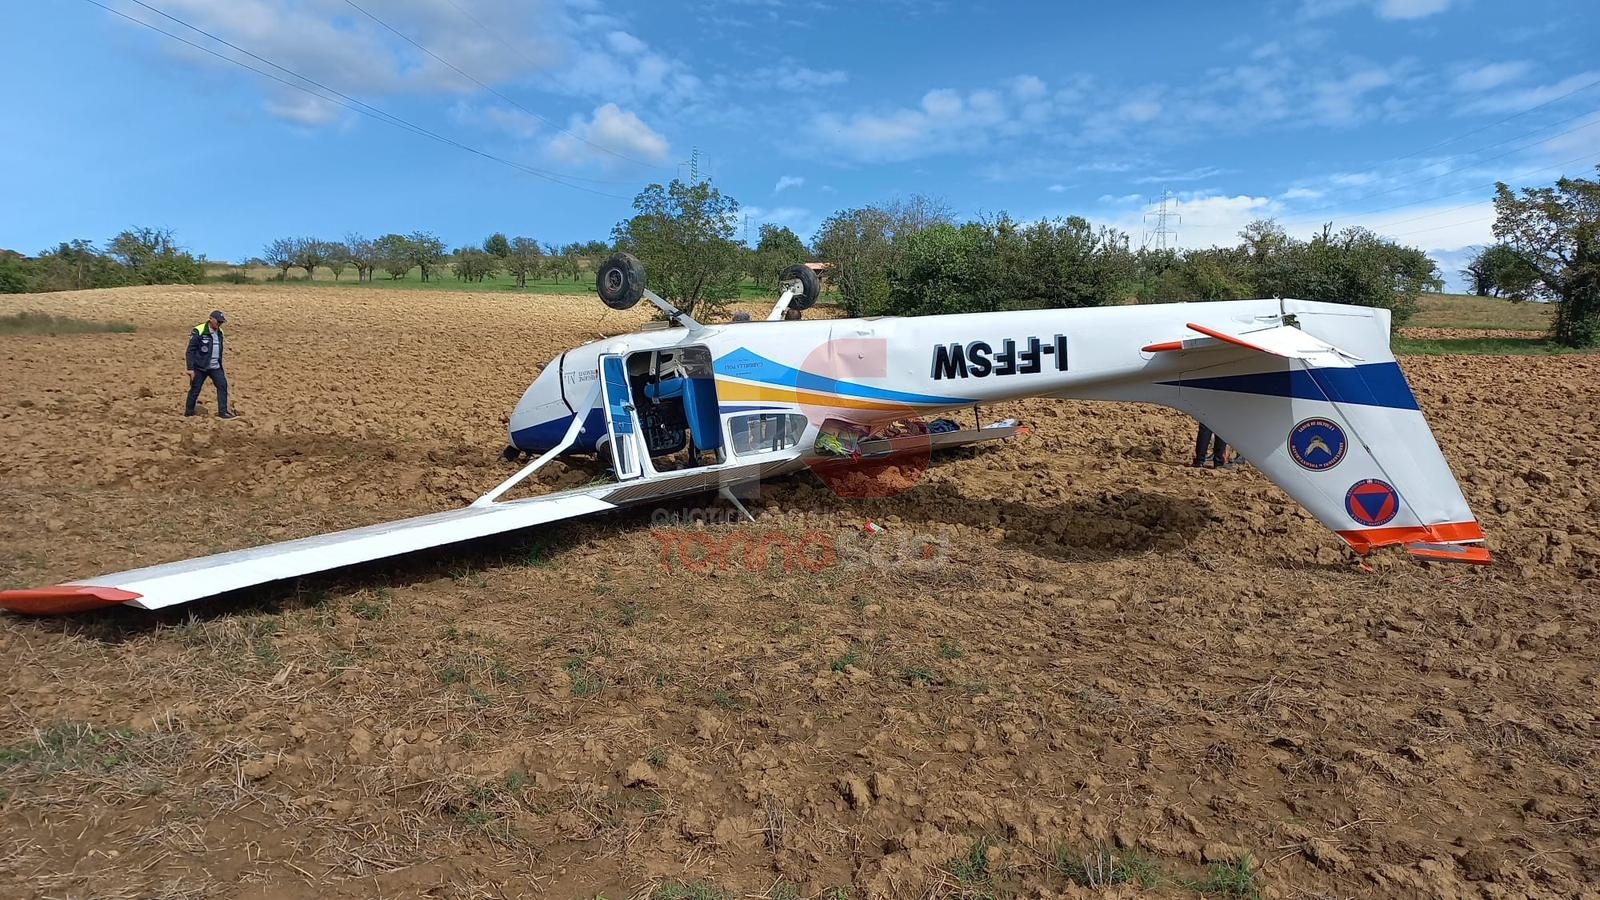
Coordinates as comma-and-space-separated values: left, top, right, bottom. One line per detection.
1404, 541, 1493, 565
1143, 323, 1359, 369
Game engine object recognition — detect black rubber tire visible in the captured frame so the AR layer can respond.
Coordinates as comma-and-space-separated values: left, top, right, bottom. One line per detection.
500, 445, 520, 462
596, 252, 646, 310
779, 264, 821, 310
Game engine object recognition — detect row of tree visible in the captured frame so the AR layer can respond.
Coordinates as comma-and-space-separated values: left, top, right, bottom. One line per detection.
7, 168, 1592, 347
0, 227, 205, 293
615, 169, 1597, 347
257, 234, 612, 287
611, 180, 1441, 326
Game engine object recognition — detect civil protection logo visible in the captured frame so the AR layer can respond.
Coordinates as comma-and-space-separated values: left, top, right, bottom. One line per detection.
1288, 417, 1347, 471
1344, 478, 1400, 527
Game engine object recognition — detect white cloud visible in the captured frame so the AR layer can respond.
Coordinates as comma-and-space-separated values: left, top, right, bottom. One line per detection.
547, 103, 669, 166
813, 82, 1039, 162
1311, 68, 1395, 125
1010, 75, 1047, 99
453, 101, 542, 139
546, 30, 703, 107
1300, 0, 1455, 19
1375, 0, 1453, 20
1280, 187, 1324, 200
774, 175, 805, 193
740, 205, 813, 242
1132, 166, 1226, 185
115, 0, 569, 124
103, 2, 705, 127
1083, 193, 1280, 251
1118, 98, 1162, 123
1452, 61, 1531, 93
751, 62, 849, 91
1464, 71, 1600, 114
265, 93, 341, 127
1047, 184, 1066, 193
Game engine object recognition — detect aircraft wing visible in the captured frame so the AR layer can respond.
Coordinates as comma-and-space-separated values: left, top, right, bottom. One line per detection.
0, 461, 793, 616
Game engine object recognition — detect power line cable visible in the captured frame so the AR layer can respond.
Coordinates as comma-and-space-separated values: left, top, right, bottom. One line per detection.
1386, 74, 1600, 165
88, 0, 633, 198
340, 0, 667, 172
1279, 118, 1600, 227
1277, 152, 1597, 245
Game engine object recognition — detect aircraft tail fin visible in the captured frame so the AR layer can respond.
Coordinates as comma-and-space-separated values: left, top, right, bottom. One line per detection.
1153, 314, 1489, 564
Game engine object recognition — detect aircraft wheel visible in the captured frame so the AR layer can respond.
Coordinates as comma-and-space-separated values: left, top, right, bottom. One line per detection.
596, 252, 646, 310
500, 445, 520, 462
779, 263, 821, 310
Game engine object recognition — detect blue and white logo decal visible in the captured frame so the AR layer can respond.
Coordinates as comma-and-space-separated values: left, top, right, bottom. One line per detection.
1288, 417, 1347, 471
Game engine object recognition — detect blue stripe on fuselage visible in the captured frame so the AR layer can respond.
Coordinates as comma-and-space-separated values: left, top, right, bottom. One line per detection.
511, 407, 607, 452
715, 347, 971, 406
1159, 361, 1420, 410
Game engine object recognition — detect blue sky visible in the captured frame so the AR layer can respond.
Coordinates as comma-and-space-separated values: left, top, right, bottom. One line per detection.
3, 0, 1597, 289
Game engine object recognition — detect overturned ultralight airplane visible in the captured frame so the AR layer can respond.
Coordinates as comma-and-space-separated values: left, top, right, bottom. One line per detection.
0, 254, 1489, 615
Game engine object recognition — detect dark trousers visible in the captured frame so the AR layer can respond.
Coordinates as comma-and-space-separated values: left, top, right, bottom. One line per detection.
186, 367, 229, 415
1193, 422, 1228, 467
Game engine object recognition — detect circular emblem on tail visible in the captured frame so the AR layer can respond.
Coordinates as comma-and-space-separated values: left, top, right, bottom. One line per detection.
1289, 417, 1347, 471
1344, 478, 1400, 527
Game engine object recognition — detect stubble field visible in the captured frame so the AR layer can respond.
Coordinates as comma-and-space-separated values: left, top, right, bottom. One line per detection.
0, 284, 1596, 899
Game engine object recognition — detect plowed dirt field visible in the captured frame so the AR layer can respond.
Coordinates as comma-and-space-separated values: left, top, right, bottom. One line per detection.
1, 285, 1596, 899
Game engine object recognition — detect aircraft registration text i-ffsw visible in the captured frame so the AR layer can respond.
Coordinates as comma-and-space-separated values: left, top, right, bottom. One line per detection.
0, 255, 1489, 615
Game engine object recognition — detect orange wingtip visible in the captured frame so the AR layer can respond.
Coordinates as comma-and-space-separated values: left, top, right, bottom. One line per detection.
0, 585, 142, 615
1404, 542, 1493, 565
1141, 340, 1185, 352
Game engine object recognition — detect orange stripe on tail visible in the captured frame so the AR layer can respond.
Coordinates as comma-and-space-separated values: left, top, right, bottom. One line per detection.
1336, 520, 1490, 564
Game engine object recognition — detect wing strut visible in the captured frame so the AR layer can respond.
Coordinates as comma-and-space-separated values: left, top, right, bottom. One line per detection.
474, 381, 602, 507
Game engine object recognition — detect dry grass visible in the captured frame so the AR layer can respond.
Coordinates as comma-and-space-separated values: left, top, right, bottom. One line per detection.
1408, 292, 1553, 331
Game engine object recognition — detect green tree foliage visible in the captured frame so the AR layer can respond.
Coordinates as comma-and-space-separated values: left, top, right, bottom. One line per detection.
577, 239, 611, 256
325, 242, 350, 281
376, 234, 414, 279
548, 243, 584, 281
1136, 219, 1435, 325
408, 231, 447, 283
291, 237, 328, 280
886, 222, 1005, 315
1493, 168, 1600, 347
1003, 216, 1134, 309
345, 232, 378, 282
263, 237, 296, 280
1277, 225, 1437, 324
33, 241, 131, 291
482, 232, 511, 260
505, 236, 543, 288
814, 196, 954, 316
612, 178, 745, 319
0, 250, 30, 293
2, 231, 202, 293
107, 227, 203, 285
450, 247, 499, 282
747, 224, 809, 285
1462, 244, 1539, 300
813, 206, 895, 316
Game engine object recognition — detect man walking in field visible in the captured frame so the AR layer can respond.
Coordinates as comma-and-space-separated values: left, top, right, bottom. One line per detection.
185, 309, 236, 418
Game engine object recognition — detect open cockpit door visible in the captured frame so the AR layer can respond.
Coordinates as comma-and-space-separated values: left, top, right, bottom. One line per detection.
599, 353, 644, 480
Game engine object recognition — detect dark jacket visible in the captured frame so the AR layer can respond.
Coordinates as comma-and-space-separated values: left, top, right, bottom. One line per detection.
185, 322, 223, 372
